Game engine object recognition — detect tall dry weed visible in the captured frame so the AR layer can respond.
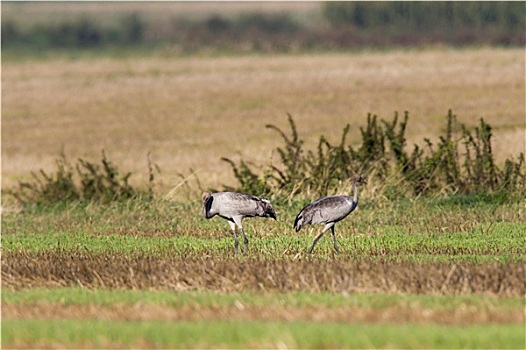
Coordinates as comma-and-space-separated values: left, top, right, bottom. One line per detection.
222, 110, 525, 200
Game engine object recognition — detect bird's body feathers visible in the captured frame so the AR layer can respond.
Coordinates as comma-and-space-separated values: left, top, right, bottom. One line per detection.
294, 195, 356, 232
203, 191, 276, 221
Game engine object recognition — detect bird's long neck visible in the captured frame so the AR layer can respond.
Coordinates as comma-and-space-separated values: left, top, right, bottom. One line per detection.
351, 180, 359, 206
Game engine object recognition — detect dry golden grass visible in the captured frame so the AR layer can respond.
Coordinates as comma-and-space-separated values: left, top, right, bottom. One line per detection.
5, 302, 521, 325
4, 251, 524, 296
2, 47, 524, 193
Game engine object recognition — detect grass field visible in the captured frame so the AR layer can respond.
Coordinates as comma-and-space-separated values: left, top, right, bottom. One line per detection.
3, 47, 524, 193
2, 194, 525, 348
2, 33, 526, 350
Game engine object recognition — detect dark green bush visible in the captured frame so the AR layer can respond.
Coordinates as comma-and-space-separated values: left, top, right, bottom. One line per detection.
6, 151, 156, 208
323, 2, 526, 32
1, 13, 145, 50
234, 12, 300, 34
222, 111, 525, 199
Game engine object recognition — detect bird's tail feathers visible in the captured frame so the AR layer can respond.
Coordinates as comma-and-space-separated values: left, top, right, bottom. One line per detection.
293, 213, 305, 232
202, 192, 214, 219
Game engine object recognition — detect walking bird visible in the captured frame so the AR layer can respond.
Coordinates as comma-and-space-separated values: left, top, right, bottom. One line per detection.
294, 174, 366, 253
202, 191, 277, 255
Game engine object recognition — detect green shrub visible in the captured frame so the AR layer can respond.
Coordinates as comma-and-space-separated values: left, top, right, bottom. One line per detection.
323, 2, 526, 32
6, 151, 156, 208
222, 111, 525, 199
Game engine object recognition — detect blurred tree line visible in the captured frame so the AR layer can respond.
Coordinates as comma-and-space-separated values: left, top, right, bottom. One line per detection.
324, 2, 524, 31
2, 1, 524, 53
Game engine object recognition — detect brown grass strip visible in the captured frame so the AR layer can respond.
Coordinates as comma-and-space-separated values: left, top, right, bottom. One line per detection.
4, 302, 522, 325
3, 251, 524, 296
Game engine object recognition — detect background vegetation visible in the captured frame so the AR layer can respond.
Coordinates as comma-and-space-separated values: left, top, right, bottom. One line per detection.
223, 111, 525, 200
3, 187, 525, 348
2, 1, 525, 55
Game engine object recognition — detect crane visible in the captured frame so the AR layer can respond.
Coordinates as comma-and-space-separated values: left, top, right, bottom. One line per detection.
202, 191, 277, 255
294, 174, 366, 253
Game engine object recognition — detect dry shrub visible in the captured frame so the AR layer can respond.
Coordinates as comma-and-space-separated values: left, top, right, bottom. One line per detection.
3, 250, 524, 297
5, 151, 157, 208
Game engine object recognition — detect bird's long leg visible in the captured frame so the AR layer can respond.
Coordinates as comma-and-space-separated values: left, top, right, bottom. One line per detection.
227, 221, 239, 256
233, 216, 248, 255
331, 225, 340, 253
309, 223, 334, 254
240, 227, 249, 255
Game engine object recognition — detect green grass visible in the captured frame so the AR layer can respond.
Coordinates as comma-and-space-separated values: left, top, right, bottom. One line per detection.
3, 319, 524, 349
4, 289, 524, 348
3, 196, 525, 348
4, 288, 522, 310
3, 221, 524, 262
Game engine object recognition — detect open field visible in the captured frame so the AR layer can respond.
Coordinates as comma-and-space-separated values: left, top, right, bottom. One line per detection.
2, 46, 525, 348
2, 47, 525, 193
4, 319, 524, 349
2, 195, 525, 348
3, 289, 524, 349
3, 198, 525, 294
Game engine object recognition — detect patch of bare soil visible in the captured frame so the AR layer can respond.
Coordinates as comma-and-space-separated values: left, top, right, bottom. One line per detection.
3, 251, 524, 296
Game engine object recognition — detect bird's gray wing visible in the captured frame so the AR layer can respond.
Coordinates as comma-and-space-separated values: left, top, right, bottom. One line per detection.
296, 196, 354, 229
213, 192, 261, 217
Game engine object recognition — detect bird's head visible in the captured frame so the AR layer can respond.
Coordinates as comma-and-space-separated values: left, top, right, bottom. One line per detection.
261, 198, 277, 220
351, 174, 367, 185
202, 192, 212, 203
